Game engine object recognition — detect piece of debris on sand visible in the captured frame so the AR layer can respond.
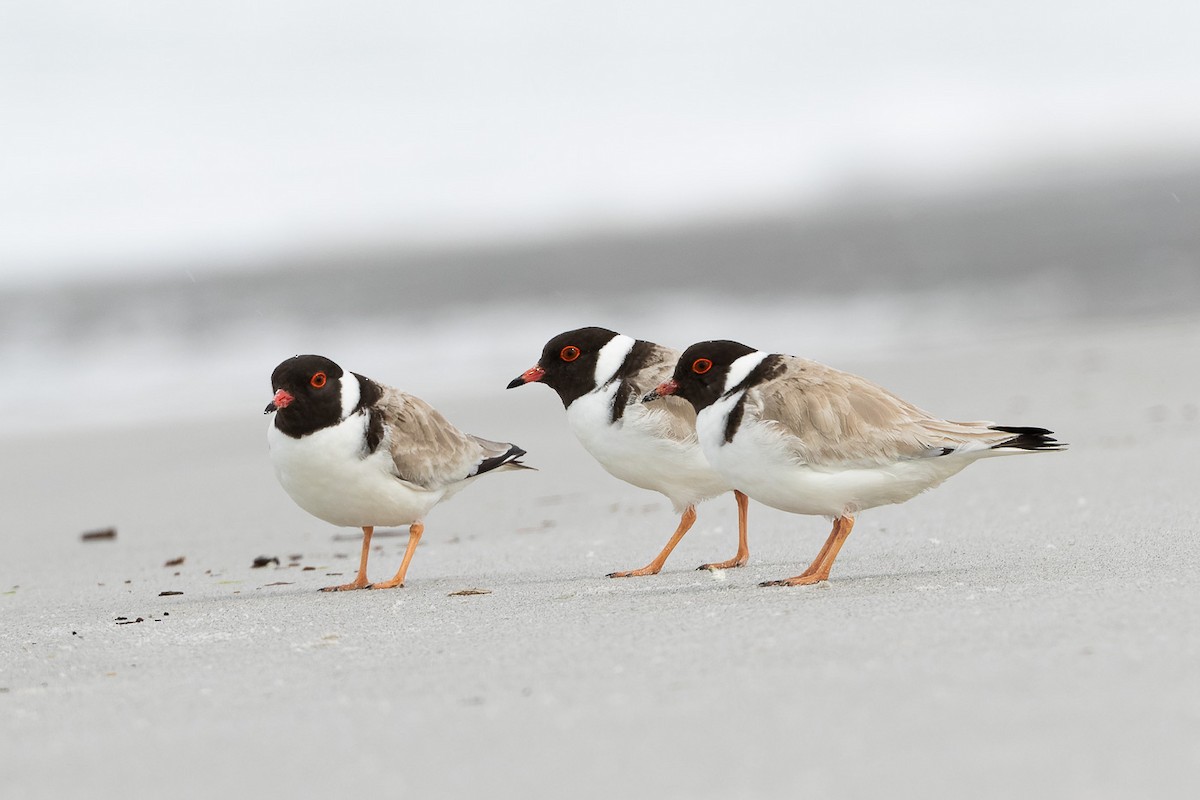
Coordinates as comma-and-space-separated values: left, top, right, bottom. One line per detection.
81, 528, 116, 542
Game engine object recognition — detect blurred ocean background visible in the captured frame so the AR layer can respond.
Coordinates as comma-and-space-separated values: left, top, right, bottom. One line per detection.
3, 1, 1199, 434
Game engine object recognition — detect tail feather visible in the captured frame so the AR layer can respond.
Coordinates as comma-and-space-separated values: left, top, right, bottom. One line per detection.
471, 443, 535, 476
988, 425, 1066, 452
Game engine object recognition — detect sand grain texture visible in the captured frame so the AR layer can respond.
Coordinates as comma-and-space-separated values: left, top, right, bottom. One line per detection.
2, 317, 1198, 799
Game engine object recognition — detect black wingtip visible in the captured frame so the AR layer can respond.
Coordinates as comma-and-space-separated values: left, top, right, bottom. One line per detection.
474, 444, 531, 476
989, 425, 1067, 451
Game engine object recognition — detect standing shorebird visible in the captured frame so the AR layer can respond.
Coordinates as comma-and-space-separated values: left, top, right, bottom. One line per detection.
648, 340, 1064, 586
509, 327, 750, 577
266, 354, 530, 591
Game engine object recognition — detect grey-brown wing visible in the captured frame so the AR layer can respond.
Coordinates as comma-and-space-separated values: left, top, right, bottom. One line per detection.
752, 357, 1012, 467
375, 388, 499, 489
622, 342, 679, 398
621, 342, 697, 442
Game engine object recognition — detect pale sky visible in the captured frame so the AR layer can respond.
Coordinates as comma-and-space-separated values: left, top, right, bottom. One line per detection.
3, 1, 1199, 285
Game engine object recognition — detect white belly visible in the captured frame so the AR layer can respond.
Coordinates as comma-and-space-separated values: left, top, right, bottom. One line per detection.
566, 387, 729, 510
267, 415, 444, 527
697, 395, 972, 517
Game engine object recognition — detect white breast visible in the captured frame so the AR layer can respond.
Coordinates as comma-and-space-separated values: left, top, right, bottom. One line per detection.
697, 392, 973, 517
267, 414, 444, 527
566, 386, 728, 511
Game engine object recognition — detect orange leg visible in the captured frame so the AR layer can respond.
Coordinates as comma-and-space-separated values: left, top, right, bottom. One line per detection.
369, 522, 423, 589
607, 505, 697, 578
321, 526, 373, 591
761, 515, 855, 587
698, 490, 751, 570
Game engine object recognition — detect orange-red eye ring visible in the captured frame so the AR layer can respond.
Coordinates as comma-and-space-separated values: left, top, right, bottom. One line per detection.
310, 371, 327, 388
692, 358, 713, 374
560, 345, 581, 362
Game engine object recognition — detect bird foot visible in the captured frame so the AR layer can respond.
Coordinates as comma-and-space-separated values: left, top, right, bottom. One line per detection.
697, 556, 748, 571
606, 566, 661, 578
368, 580, 405, 590
759, 574, 828, 587
320, 579, 370, 592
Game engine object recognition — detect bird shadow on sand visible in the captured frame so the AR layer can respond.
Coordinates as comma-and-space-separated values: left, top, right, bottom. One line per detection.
203, 560, 981, 604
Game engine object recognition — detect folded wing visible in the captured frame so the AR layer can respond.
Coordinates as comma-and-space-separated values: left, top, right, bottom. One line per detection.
752, 356, 1059, 468
617, 341, 697, 442
375, 388, 527, 489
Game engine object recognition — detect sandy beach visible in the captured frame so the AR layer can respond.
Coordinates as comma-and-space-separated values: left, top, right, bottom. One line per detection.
5, 4, 1200, 795
3, 309, 1198, 799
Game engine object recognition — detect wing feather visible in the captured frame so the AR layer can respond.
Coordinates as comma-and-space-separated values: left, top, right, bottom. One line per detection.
751, 356, 1016, 468
375, 387, 504, 488
620, 342, 697, 443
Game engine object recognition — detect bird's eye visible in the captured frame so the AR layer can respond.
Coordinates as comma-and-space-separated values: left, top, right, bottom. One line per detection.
692, 358, 713, 374
310, 372, 327, 388
560, 346, 581, 362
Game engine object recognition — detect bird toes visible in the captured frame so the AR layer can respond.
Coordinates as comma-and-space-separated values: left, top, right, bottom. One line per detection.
319, 582, 369, 592
697, 558, 747, 571
606, 569, 656, 579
